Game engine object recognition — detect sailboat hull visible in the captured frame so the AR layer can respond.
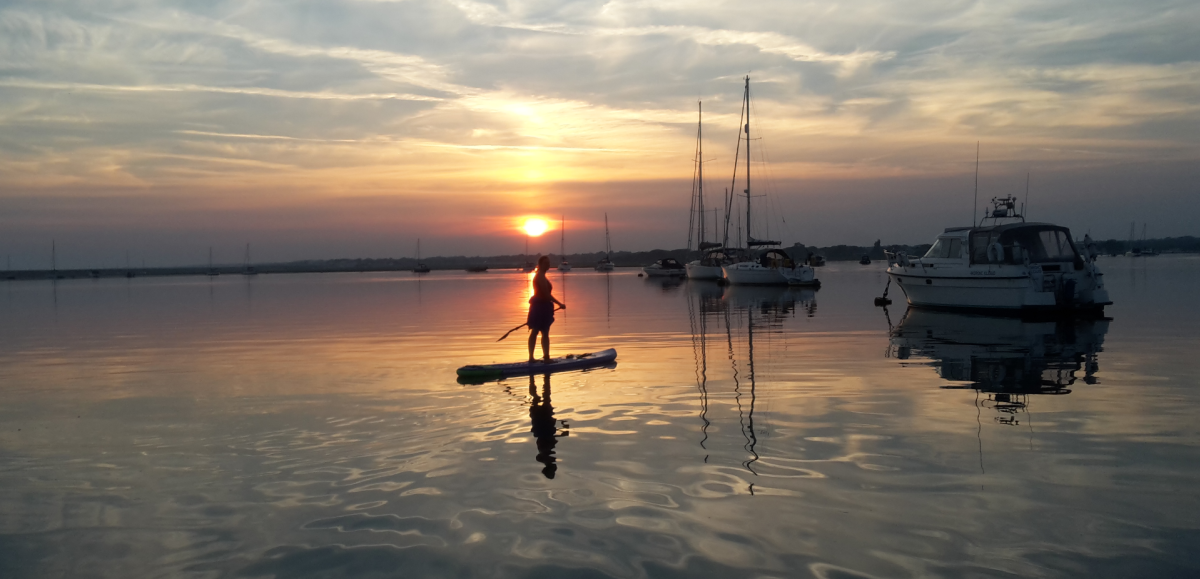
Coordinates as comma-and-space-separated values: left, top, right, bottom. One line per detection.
723, 262, 818, 286
685, 262, 724, 280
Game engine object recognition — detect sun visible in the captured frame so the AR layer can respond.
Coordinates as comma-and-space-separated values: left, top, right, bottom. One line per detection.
522, 218, 549, 237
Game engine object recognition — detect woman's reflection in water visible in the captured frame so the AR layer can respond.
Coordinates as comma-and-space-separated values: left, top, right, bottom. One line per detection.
528, 373, 569, 479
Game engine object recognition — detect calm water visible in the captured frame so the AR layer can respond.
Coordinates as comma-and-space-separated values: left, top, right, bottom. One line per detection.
2, 256, 1199, 578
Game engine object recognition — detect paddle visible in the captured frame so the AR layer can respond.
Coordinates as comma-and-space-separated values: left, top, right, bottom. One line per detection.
497, 305, 564, 342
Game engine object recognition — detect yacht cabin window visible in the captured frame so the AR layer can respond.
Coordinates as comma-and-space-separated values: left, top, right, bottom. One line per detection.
970, 226, 1079, 264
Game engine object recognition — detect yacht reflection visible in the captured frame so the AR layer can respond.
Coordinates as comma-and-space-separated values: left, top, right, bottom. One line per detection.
527, 373, 569, 479
889, 308, 1108, 415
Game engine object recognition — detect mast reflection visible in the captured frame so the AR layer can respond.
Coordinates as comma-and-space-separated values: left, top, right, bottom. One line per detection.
889, 308, 1109, 419
687, 282, 819, 493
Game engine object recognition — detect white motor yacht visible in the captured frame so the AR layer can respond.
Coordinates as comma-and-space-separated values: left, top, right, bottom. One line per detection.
644, 258, 686, 277
886, 195, 1110, 314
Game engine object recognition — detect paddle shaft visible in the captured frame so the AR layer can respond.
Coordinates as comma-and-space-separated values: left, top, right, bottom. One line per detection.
497, 305, 564, 342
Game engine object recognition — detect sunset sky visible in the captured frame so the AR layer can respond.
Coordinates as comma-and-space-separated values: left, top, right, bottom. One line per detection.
1, 0, 1197, 268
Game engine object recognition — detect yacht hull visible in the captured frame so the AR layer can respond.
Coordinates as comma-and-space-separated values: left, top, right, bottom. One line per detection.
887, 267, 1110, 313
685, 263, 724, 280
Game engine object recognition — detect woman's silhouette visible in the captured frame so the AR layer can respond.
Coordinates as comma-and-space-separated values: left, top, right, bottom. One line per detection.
528, 255, 566, 363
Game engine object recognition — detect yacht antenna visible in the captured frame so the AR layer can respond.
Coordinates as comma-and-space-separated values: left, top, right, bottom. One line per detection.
1024, 172, 1030, 219
972, 142, 979, 226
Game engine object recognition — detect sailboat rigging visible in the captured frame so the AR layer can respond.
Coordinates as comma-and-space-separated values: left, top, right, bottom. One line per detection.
721, 76, 819, 287
685, 100, 727, 280
413, 239, 431, 273
595, 213, 615, 271
557, 215, 571, 272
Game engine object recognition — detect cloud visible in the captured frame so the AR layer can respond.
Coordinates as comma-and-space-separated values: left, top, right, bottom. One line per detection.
0, 0, 1198, 262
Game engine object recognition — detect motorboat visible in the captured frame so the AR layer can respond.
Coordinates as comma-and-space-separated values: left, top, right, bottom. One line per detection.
594, 213, 616, 271
644, 258, 686, 277
859, 255, 871, 265
719, 76, 819, 288
886, 195, 1110, 314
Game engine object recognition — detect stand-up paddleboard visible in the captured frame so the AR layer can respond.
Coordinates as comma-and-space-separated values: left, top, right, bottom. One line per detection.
457, 348, 617, 382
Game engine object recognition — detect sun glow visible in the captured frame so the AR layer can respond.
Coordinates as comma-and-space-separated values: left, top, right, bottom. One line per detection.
522, 218, 549, 237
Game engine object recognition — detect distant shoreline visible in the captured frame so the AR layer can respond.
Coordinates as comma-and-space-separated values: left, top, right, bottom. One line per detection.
5, 237, 1196, 281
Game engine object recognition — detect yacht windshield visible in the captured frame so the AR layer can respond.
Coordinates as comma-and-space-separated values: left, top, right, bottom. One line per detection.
923, 238, 963, 259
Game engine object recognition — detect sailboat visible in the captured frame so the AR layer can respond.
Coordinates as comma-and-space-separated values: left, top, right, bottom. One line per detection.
721, 76, 818, 287
685, 100, 726, 280
413, 239, 431, 273
594, 213, 615, 271
557, 215, 571, 271
207, 247, 219, 277
242, 243, 257, 275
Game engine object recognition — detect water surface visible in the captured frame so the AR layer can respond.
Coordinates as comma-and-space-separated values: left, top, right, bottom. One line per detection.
2, 256, 1198, 578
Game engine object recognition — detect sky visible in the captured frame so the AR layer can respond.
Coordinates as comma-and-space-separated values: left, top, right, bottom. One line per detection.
1, 0, 1198, 268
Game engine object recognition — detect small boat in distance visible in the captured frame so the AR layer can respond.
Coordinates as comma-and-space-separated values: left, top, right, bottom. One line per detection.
886, 195, 1111, 314
413, 239, 431, 273
466, 265, 489, 273
557, 215, 571, 272
859, 255, 871, 265
243, 243, 258, 275
595, 213, 616, 271
207, 247, 219, 277
643, 258, 686, 277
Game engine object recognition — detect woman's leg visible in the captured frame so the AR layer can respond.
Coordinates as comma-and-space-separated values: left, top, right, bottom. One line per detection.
528, 329, 539, 362
541, 330, 551, 361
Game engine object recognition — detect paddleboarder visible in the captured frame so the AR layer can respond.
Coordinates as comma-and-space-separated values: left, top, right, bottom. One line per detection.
528, 255, 566, 363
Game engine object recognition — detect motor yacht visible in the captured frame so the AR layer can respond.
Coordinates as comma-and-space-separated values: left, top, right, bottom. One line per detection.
886, 195, 1110, 314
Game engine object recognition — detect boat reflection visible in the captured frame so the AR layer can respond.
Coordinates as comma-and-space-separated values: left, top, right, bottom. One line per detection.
889, 308, 1108, 417
687, 281, 819, 493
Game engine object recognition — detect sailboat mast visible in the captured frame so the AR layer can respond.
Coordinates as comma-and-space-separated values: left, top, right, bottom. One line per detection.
744, 76, 752, 246
698, 101, 705, 248
560, 215, 565, 257
604, 213, 612, 257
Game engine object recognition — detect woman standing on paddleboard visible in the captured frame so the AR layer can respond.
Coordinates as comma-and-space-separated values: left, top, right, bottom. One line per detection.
528, 256, 566, 363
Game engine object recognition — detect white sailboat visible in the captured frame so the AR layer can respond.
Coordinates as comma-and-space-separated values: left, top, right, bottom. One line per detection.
595, 213, 615, 271
721, 76, 818, 287
557, 215, 572, 271
684, 101, 726, 281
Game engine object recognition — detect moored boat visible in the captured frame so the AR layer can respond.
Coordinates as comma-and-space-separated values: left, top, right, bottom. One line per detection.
719, 76, 819, 287
595, 213, 616, 271
886, 195, 1110, 314
644, 258, 686, 277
